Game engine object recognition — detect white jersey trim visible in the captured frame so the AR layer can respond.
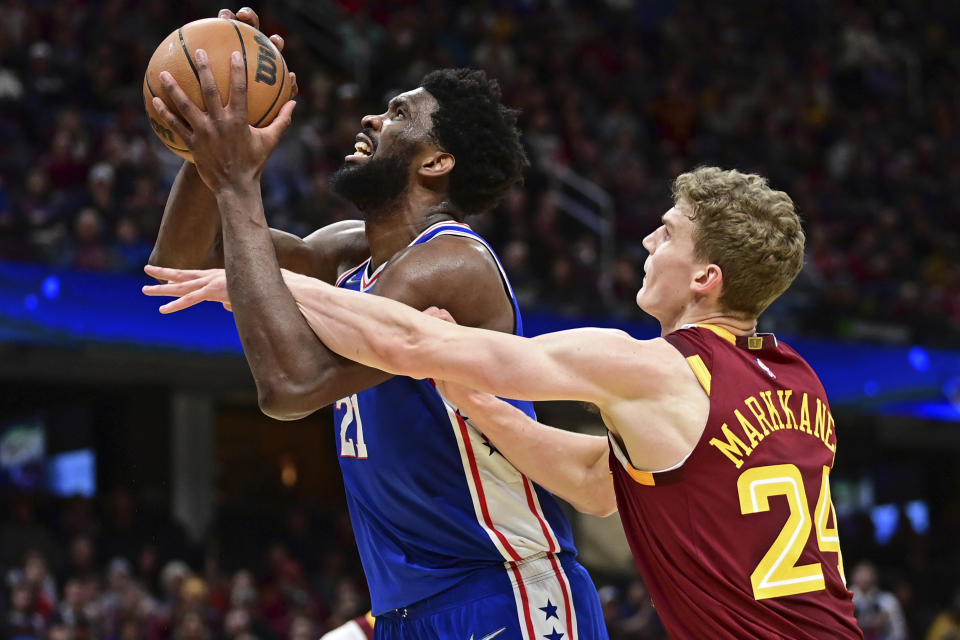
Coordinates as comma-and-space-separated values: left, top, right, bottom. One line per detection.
506, 552, 579, 640
442, 398, 560, 563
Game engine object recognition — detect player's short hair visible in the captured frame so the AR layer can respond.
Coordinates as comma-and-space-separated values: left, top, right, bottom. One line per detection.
673, 167, 805, 318
420, 68, 528, 217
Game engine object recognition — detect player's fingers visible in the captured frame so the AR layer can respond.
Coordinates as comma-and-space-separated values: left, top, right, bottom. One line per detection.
158, 72, 205, 128
423, 306, 457, 324
158, 285, 219, 313
269, 34, 284, 52
152, 97, 193, 143
159, 295, 202, 314
144, 264, 189, 282
262, 100, 295, 141
236, 6, 260, 29
143, 264, 214, 282
194, 49, 225, 118
218, 9, 237, 20
222, 302, 233, 312
142, 278, 207, 298
227, 51, 247, 117
289, 72, 298, 98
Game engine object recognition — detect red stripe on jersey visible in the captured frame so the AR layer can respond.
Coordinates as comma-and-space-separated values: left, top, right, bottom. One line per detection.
455, 413, 523, 562
336, 260, 368, 287
360, 261, 387, 290
522, 477, 558, 553
361, 271, 382, 290
548, 553, 575, 639
509, 562, 537, 640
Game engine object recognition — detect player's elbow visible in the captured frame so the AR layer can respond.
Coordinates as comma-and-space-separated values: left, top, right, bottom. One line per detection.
147, 242, 221, 274
257, 382, 318, 421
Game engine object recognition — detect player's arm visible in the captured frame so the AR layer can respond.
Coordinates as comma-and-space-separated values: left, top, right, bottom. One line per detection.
148, 164, 359, 277
148, 161, 222, 270
444, 380, 616, 517
147, 7, 316, 276
144, 236, 515, 419
284, 270, 659, 407
145, 255, 663, 410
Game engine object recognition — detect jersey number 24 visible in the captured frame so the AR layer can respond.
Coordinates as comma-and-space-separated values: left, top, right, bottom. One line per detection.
738, 464, 844, 600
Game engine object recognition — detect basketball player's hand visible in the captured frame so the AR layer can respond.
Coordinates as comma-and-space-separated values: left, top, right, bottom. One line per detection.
151, 47, 296, 193
142, 265, 232, 313
218, 7, 297, 98
422, 307, 501, 412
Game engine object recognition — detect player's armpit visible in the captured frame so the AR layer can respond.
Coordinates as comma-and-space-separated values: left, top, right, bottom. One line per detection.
290, 219, 368, 282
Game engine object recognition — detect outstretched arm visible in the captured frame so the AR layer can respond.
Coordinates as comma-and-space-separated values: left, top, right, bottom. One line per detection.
281, 270, 650, 406
145, 266, 653, 406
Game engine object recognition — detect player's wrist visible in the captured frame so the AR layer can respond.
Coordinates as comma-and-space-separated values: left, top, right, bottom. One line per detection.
213, 181, 261, 203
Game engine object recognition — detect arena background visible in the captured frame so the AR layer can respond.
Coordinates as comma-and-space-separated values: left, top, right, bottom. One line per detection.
1, 1, 958, 638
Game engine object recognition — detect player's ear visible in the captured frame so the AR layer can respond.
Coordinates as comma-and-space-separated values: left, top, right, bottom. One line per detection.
418, 151, 455, 178
691, 263, 723, 296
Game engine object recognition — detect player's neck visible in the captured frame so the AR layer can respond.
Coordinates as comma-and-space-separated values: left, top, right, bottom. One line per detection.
364, 194, 458, 269
660, 309, 757, 338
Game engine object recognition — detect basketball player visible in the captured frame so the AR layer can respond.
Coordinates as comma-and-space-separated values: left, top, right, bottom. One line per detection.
146, 167, 864, 639
146, 8, 607, 639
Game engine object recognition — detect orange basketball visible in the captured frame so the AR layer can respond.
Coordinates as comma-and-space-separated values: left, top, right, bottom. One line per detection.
143, 18, 292, 162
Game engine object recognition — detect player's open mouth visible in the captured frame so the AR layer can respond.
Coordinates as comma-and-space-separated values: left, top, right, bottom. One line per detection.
345, 134, 375, 162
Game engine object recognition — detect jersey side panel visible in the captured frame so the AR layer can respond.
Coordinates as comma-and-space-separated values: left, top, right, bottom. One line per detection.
334, 223, 575, 613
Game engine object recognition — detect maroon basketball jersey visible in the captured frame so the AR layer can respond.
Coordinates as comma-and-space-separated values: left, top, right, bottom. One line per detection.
609, 324, 862, 639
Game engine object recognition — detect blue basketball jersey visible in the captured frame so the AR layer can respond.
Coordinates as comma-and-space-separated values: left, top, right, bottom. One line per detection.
334, 221, 577, 615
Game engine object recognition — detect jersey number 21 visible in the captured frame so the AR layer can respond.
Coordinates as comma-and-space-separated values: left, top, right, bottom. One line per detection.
336, 394, 368, 459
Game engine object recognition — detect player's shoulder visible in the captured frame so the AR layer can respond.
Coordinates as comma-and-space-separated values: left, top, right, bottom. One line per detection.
372, 230, 513, 330
381, 232, 502, 287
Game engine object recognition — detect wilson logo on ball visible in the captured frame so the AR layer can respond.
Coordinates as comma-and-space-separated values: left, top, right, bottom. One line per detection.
254, 33, 278, 86
150, 117, 176, 143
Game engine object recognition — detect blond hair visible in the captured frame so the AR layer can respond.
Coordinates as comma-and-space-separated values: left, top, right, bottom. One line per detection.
672, 167, 805, 317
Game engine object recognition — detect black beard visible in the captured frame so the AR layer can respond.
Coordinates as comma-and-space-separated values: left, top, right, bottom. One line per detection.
330, 148, 415, 216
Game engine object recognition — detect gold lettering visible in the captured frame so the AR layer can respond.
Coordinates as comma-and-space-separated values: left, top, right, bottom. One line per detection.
759, 391, 786, 430
825, 411, 836, 452
815, 398, 827, 442
745, 396, 775, 435
709, 424, 753, 468
799, 393, 812, 434
735, 409, 764, 448
777, 390, 799, 430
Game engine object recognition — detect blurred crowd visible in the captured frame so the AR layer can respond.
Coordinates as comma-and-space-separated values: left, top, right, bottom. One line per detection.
2, 0, 960, 344
2, 487, 960, 640
0, 489, 373, 640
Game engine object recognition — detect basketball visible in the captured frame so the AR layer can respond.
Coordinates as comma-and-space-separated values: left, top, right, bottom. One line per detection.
143, 18, 292, 162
